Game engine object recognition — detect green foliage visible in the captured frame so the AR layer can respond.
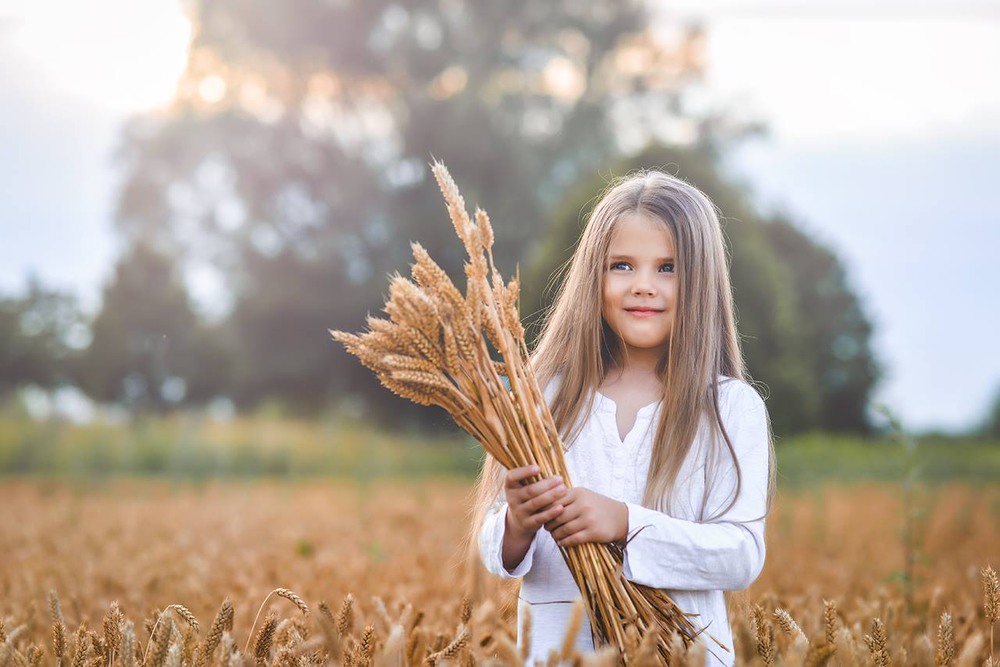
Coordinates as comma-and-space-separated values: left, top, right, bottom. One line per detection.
980, 382, 1000, 439
13, 1, 882, 431
762, 216, 879, 431
76, 243, 229, 411
0, 278, 84, 397
110, 0, 716, 419
1, 408, 998, 482
522, 143, 880, 434
296, 539, 316, 558
0, 408, 483, 479
872, 402, 925, 612
774, 433, 1000, 485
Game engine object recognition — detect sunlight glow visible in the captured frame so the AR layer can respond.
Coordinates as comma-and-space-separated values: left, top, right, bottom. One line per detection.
6, 0, 192, 112
198, 74, 227, 105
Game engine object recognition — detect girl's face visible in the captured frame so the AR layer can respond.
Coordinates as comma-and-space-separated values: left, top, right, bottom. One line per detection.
601, 212, 678, 368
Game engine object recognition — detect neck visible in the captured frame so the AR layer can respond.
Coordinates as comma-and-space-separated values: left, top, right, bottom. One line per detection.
612, 351, 663, 377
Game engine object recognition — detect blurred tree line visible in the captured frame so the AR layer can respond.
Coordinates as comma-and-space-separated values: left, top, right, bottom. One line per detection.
0, 0, 893, 435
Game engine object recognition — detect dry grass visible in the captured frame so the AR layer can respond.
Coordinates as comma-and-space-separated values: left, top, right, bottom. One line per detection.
0, 480, 997, 665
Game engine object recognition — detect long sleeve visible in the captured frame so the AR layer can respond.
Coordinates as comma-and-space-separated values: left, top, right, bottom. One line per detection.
478, 496, 539, 579
621, 383, 770, 591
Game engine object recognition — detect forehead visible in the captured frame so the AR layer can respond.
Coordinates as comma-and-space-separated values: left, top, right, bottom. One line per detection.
607, 212, 675, 255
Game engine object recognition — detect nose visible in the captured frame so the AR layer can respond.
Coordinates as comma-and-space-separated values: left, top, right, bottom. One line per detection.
630, 269, 656, 296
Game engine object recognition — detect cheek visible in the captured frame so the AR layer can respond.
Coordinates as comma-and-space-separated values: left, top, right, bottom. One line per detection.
668, 281, 681, 307
601, 280, 615, 313
602, 275, 625, 303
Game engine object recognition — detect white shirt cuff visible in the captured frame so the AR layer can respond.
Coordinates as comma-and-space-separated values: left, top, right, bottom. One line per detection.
479, 504, 538, 578
621, 501, 666, 584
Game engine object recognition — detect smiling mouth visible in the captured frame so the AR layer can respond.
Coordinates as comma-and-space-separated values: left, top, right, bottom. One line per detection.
625, 308, 662, 316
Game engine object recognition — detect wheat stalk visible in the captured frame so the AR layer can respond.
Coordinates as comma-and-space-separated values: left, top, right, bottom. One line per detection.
985, 565, 999, 663
121, 621, 137, 667
275, 588, 310, 617
243, 588, 308, 653
751, 604, 776, 667
147, 616, 175, 667
822, 599, 838, 647
252, 611, 278, 664
804, 642, 837, 667
70, 623, 87, 667
425, 625, 468, 666
199, 599, 233, 667
49, 591, 68, 667
936, 611, 955, 667
168, 605, 200, 633
864, 617, 891, 667
337, 594, 355, 638
332, 160, 705, 662
103, 601, 124, 666
774, 607, 807, 643
357, 624, 377, 667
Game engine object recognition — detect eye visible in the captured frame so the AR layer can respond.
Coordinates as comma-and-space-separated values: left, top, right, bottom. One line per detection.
609, 261, 631, 271
659, 263, 675, 273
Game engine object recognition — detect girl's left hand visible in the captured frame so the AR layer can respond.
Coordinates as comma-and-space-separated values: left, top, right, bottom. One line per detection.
544, 487, 628, 547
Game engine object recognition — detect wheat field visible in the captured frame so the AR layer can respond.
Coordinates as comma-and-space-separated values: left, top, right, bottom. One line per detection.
0, 480, 997, 665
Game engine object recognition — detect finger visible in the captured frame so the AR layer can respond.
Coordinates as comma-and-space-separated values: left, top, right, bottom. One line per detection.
505, 465, 540, 488
543, 502, 580, 532
522, 481, 567, 513
525, 504, 564, 530
507, 476, 561, 509
557, 529, 591, 548
545, 501, 578, 533
554, 488, 576, 506
520, 475, 566, 498
550, 517, 587, 543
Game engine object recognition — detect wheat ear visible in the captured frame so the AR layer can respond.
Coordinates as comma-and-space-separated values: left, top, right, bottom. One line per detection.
984, 565, 999, 663
243, 588, 307, 653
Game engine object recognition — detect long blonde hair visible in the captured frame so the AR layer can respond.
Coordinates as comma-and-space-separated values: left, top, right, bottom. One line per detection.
469, 169, 774, 549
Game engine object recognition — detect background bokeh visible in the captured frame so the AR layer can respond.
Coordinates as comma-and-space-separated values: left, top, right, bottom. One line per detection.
1, 3, 1000, 665
2, 0, 999, 439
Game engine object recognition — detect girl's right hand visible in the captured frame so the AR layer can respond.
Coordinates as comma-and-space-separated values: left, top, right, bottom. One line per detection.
504, 465, 567, 539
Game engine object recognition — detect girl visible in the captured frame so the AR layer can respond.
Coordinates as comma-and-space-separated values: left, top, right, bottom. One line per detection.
472, 170, 775, 666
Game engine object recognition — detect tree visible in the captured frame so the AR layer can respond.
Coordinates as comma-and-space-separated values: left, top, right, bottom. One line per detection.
78, 243, 227, 412
980, 383, 1000, 439
524, 143, 880, 434
759, 215, 879, 432
0, 278, 84, 399
110, 0, 711, 417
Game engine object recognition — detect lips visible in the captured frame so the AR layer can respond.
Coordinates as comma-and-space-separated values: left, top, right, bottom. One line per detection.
625, 307, 662, 317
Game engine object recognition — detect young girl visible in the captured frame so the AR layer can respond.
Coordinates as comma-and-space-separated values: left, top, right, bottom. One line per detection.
472, 170, 775, 666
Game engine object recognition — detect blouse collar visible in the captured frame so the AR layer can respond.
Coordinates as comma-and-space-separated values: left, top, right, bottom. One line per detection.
593, 391, 662, 417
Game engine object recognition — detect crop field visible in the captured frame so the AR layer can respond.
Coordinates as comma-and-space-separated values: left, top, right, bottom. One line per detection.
0, 479, 997, 666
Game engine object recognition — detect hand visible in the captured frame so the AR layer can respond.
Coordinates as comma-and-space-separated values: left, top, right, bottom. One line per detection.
544, 487, 628, 548
504, 465, 567, 540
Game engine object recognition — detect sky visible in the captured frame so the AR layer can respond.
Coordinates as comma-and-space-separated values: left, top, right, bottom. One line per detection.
1, 0, 998, 431
673, 1, 1000, 432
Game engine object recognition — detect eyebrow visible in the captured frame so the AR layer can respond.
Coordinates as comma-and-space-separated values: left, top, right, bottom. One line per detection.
608, 254, 675, 262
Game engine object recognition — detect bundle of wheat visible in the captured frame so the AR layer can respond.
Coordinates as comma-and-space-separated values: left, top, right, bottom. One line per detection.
331, 162, 710, 663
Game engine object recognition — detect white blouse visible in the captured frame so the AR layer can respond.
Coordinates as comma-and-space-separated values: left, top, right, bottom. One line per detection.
478, 377, 771, 667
